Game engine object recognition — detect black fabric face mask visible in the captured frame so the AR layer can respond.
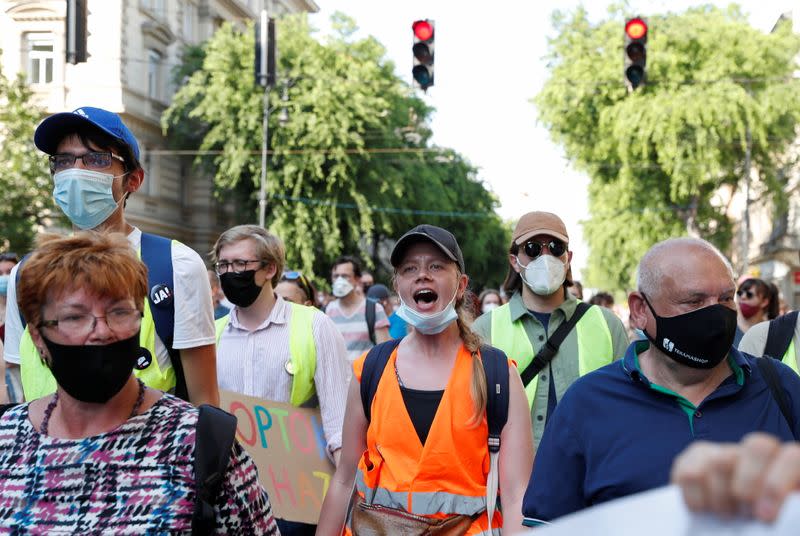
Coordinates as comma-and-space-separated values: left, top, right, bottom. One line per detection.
43, 332, 140, 403
642, 294, 737, 369
220, 270, 264, 307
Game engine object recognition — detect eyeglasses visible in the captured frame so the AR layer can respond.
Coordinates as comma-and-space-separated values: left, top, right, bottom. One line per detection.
49, 152, 126, 173
737, 289, 755, 299
282, 271, 314, 300
214, 259, 264, 274
523, 239, 567, 259
39, 308, 143, 338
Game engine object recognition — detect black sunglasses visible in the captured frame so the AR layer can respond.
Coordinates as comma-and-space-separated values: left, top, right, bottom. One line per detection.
737, 289, 755, 299
523, 239, 567, 259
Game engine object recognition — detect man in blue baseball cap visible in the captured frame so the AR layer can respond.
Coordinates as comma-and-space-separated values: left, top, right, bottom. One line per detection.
3, 107, 219, 407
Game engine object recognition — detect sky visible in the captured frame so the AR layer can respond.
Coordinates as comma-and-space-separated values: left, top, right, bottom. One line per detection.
308, 0, 796, 281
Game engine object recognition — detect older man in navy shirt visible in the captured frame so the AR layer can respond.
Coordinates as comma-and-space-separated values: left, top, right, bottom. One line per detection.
522, 237, 800, 526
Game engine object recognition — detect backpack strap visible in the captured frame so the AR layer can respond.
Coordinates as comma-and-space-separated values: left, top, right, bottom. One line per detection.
140, 232, 187, 400
365, 298, 377, 345
193, 404, 238, 535
0, 404, 19, 418
479, 345, 509, 533
360, 338, 403, 422
520, 302, 591, 387
764, 311, 799, 360
756, 357, 797, 439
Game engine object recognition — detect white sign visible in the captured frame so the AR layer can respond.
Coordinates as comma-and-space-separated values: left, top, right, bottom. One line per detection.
530, 486, 800, 536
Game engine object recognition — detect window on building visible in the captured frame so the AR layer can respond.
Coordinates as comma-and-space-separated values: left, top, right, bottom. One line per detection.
141, 0, 165, 12
147, 49, 162, 100
26, 33, 54, 85
183, 1, 197, 41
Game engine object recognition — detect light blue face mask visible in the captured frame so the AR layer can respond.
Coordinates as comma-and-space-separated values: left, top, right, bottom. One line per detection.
0, 275, 8, 297
52, 168, 126, 230
396, 289, 459, 335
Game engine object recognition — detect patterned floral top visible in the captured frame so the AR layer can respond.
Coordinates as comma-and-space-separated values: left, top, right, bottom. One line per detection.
0, 394, 278, 534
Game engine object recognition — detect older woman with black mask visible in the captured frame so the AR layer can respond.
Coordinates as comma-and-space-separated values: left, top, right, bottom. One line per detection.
0, 232, 277, 534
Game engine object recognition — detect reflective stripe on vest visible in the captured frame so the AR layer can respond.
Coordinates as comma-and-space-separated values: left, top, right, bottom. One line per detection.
355, 344, 501, 532
783, 340, 799, 374
489, 302, 614, 409
215, 302, 317, 406
355, 471, 488, 516
19, 295, 173, 401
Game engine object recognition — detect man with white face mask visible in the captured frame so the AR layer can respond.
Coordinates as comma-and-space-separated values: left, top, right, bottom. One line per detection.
4, 107, 218, 407
325, 256, 390, 367
473, 211, 628, 445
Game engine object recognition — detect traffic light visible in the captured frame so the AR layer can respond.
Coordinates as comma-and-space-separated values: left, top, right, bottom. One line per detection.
255, 11, 276, 87
624, 17, 648, 90
412, 19, 434, 90
66, 0, 88, 64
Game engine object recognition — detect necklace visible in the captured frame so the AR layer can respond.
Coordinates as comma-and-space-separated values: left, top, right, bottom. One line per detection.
40, 378, 146, 436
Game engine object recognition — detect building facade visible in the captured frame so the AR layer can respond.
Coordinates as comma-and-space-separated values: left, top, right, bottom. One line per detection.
727, 9, 800, 310
0, 0, 317, 254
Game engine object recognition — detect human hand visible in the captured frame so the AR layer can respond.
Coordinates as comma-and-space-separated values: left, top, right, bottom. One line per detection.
671, 433, 800, 522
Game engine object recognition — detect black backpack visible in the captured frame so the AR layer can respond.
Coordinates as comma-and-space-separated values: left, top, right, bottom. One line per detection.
0, 403, 237, 535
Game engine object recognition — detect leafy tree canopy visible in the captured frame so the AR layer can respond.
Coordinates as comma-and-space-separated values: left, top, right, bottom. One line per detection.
164, 13, 508, 289
0, 63, 54, 253
536, 4, 800, 290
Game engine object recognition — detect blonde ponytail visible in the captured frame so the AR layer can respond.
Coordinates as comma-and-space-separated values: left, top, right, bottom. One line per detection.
455, 290, 487, 427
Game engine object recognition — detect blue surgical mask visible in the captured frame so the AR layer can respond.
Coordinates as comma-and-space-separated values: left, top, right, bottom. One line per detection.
396, 289, 459, 335
52, 168, 127, 230
0, 275, 8, 297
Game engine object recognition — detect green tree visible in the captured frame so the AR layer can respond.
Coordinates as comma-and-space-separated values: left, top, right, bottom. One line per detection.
164, 14, 508, 287
536, 5, 800, 290
0, 65, 53, 253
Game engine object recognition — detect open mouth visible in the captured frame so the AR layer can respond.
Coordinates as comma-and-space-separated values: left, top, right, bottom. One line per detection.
413, 289, 438, 304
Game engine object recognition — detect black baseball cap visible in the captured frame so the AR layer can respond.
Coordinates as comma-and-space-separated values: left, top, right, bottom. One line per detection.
390, 224, 465, 273
366, 283, 390, 301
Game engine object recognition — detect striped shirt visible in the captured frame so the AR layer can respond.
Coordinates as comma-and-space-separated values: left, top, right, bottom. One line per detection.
325, 298, 390, 363
0, 394, 277, 534
216, 296, 348, 456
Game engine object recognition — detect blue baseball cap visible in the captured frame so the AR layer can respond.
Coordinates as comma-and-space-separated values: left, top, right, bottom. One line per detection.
34, 106, 140, 161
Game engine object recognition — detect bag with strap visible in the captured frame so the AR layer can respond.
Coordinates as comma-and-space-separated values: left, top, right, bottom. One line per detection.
356, 338, 509, 535
756, 357, 798, 440
519, 302, 592, 387
192, 404, 239, 534
17, 233, 189, 401
365, 298, 378, 345
0, 402, 237, 534
763, 310, 799, 361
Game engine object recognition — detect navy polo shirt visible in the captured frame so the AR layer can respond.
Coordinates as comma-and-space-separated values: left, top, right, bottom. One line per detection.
522, 340, 800, 524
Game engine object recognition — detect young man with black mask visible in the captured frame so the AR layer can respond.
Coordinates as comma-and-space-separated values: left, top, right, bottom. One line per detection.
521, 237, 800, 527
212, 225, 348, 535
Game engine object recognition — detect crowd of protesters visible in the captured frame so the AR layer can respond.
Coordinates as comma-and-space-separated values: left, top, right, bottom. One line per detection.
2, 106, 800, 534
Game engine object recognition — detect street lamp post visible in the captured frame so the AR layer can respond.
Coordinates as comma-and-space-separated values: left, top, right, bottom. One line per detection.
258, 8, 269, 228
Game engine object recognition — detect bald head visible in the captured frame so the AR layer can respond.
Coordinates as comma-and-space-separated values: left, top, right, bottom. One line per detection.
637, 238, 734, 300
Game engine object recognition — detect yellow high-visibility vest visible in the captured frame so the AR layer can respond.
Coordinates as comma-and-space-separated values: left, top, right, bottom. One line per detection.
489, 302, 614, 408
215, 302, 317, 406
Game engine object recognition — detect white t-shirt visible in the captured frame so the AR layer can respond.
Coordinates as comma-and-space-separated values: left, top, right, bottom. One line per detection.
4, 228, 216, 377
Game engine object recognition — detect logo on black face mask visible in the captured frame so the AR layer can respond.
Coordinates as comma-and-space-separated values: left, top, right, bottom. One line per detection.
150, 284, 173, 308
663, 338, 675, 352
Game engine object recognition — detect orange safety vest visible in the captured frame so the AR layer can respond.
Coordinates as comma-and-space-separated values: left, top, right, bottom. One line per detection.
350, 344, 501, 535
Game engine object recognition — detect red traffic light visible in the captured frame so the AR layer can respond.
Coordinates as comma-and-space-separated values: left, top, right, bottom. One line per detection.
413, 20, 434, 41
625, 18, 647, 40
